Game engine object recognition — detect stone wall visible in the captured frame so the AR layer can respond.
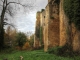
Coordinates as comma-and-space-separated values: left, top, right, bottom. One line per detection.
35, 0, 80, 52
42, 0, 60, 51
59, 0, 69, 46
48, 0, 60, 47
40, 10, 45, 46
34, 12, 41, 48
43, 5, 49, 52
40, 10, 45, 27
71, 23, 80, 52
59, 0, 80, 52
48, 0, 52, 3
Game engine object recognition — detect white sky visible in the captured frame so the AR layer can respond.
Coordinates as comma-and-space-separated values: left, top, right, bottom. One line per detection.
4, 0, 48, 33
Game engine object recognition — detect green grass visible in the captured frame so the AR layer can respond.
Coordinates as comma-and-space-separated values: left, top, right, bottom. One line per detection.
0, 50, 80, 60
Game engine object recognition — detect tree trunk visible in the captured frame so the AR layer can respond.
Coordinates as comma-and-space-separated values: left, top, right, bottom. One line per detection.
0, 0, 7, 50
0, 26, 4, 49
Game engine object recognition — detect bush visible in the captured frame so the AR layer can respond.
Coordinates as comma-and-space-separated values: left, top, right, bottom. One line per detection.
0, 48, 14, 53
48, 45, 74, 56
29, 34, 34, 47
48, 47, 62, 55
22, 42, 31, 50
15, 32, 27, 48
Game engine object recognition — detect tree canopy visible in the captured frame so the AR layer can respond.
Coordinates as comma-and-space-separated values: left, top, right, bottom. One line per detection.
15, 32, 27, 47
0, 0, 35, 50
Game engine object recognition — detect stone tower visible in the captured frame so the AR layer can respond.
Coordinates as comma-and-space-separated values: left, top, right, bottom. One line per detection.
48, 0, 60, 47
43, 0, 60, 51
34, 12, 41, 49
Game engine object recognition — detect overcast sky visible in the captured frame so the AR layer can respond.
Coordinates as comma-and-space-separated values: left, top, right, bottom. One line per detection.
14, 0, 48, 33
3, 0, 48, 34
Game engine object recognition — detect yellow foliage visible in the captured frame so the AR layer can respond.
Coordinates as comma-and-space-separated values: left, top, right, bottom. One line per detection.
22, 42, 31, 50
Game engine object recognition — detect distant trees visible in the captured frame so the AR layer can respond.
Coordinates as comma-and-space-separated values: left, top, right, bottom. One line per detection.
29, 34, 34, 47
15, 32, 35, 50
6, 26, 11, 43
15, 32, 27, 48
0, 0, 35, 50
4, 26, 17, 48
4, 28, 34, 50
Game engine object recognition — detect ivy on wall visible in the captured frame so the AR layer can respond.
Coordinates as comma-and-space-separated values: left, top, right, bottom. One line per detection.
63, 0, 80, 30
35, 27, 40, 38
40, 27, 43, 44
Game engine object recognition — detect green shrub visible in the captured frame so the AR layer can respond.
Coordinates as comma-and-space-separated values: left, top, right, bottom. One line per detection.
29, 34, 34, 47
15, 32, 27, 48
48, 47, 62, 55
48, 45, 74, 56
0, 48, 14, 53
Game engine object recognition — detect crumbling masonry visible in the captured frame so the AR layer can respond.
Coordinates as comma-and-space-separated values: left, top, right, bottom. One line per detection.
34, 0, 80, 52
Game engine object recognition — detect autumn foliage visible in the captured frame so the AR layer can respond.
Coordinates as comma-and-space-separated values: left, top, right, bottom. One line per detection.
22, 42, 31, 50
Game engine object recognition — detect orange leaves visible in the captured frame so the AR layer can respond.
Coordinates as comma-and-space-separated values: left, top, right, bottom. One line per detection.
22, 42, 31, 50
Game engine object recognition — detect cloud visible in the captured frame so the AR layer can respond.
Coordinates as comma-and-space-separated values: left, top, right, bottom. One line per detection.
5, 0, 48, 33
15, 0, 48, 33
35, 0, 48, 11
14, 11, 36, 33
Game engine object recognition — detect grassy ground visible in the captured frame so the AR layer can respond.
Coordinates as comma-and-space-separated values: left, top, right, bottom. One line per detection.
0, 49, 80, 60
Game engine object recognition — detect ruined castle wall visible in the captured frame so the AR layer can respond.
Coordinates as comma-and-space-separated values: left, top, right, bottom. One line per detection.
59, 0, 69, 46
48, 0, 52, 3
40, 11, 45, 45
34, 12, 41, 48
59, 0, 80, 52
48, 0, 60, 47
72, 24, 80, 52
48, 19, 60, 47
43, 0, 60, 51
40, 11, 45, 27
43, 5, 49, 52
40, 13, 42, 27
34, 0, 80, 52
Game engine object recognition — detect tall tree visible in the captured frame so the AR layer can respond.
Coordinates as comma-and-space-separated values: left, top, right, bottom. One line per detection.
15, 32, 27, 49
0, 0, 35, 50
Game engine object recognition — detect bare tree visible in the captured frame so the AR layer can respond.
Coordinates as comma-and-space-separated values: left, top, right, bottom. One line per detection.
0, 0, 35, 50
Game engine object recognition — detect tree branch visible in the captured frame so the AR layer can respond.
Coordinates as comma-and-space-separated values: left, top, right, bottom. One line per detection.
4, 18, 8, 21
1, 0, 3, 3
5, 10, 9, 14
7, 8, 13, 16
7, 2, 26, 7
7, 2, 33, 7
4, 22, 15, 28
6, 6, 14, 17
